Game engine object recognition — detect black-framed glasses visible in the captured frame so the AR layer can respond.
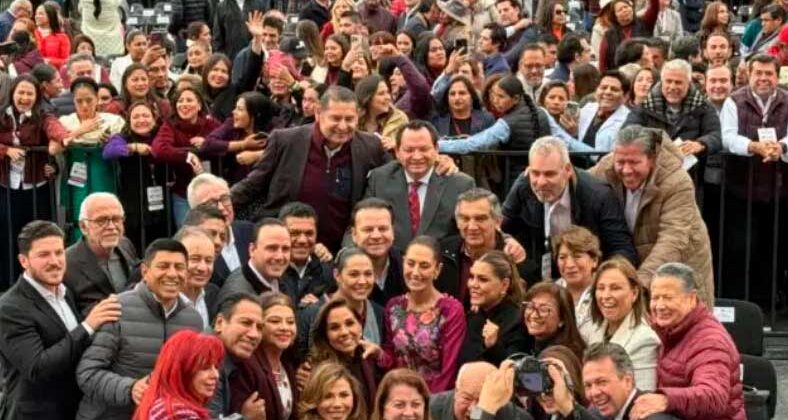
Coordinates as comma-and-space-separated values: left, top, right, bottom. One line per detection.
521, 301, 555, 318
555, 9, 567, 15
84, 215, 125, 227
203, 194, 232, 207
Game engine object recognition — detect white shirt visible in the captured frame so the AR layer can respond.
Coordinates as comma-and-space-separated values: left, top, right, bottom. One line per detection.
614, 388, 639, 420
720, 91, 788, 162
152, 293, 179, 319
180, 290, 209, 330
555, 278, 593, 332
375, 258, 390, 292
221, 229, 241, 272
544, 186, 572, 239
234, 0, 245, 11
109, 54, 133, 92
404, 168, 433, 215
625, 186, 644, 233
24, 274, 93, 335
248, 261, 279, 293
290, 255, 312, 279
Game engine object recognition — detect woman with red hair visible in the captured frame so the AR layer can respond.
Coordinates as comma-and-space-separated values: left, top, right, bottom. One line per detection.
134, 330, 225, 420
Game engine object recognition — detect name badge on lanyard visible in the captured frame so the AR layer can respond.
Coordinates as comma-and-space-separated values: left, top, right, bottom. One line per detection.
68, 162, 88, 188
758, 127, 778, 143
9, 160, 24, 189
541, 239, 552, 280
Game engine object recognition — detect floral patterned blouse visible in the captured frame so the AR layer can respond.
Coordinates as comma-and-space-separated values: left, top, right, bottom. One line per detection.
381, 294, 467, 393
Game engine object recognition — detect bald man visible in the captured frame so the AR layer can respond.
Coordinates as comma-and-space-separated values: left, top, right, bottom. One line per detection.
430, 361, 533, 420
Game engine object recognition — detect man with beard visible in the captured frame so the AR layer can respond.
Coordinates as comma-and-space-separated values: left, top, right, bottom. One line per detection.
502, 137, 637, 283
0, 221, 121, 420
65, 192, 138, 316
703, 32, 732, 68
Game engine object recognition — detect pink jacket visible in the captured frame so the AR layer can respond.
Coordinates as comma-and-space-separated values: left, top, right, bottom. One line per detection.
655, 304, 746, 420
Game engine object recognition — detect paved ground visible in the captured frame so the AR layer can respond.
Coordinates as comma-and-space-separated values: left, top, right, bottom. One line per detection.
773, 360, 788, 418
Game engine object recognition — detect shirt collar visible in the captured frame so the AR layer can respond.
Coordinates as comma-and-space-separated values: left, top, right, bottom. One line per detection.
151, 293, 179, 317
547, 185, 571, 211
248, 261, 278, 289
290, 255, 313, 278
404, 167, 434, 185
24, 273, 67, 300
179, 289, 206, 305
615, 388, 639, 420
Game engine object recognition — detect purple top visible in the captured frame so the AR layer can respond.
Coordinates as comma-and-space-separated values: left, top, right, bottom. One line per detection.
391, 55, 434, 120
381, 294, 466, 393
203, 117, 244, 157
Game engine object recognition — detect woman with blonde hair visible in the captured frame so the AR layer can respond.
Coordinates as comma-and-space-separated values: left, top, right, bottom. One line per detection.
298, 362, 368, 420
581, 257, 660, 390
320, 0, 355, 40
371, 368, 431, 420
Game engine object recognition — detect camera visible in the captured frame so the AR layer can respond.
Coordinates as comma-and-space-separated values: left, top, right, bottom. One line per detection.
511, 355, 553, 396
0, 41, 19, 56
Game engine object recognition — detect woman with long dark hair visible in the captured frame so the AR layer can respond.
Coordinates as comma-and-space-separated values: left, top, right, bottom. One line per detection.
413, 35, 447, 86
103, 101, 168, 252
355, 74, 409, 145
151, 86, 221, 227
134, 330, 224, 420
0, 75, 68, 282
203, 92, 274, 183
33, 2, 70, 69
324, 34, 351, 86
522, 282, 587, 361
78, 0, 124, 56
537, 0, 571, 40
7, 28, 44, 76
598, 0, 659, 72
105, 63, 171, 119
528, 345, 587, 420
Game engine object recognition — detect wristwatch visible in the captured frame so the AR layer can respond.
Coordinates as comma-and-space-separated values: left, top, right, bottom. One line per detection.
469, 406, 496, 420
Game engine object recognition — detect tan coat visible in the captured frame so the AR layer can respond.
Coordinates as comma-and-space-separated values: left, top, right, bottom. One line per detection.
589, 138, 715, 308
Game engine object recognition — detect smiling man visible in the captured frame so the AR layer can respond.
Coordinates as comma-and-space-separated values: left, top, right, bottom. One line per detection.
76, 239, 202, 420
589, 125, 715, 308
231, 86, 390, 252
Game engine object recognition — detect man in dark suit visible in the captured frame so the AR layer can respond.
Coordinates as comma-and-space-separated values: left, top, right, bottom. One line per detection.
0, 221, 120, 420
557, 342, 679, 420
365, 120, 475, 251
215, 218, 294, 311
230, 86, 391, 253
188, 174, 254, 286
64, 192, 138, 316
502, 136, 638, 284
350, 198, 405, 307
213, 0, 267, 60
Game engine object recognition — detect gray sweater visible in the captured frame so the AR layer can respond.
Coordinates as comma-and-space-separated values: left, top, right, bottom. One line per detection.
75, 282, 203, 420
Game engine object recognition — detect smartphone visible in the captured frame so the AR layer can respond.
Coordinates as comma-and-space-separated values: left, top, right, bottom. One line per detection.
565, 101, 579, 117
253, 132, 270, 140
454, 38, 468, 52
350, 34, 363, 48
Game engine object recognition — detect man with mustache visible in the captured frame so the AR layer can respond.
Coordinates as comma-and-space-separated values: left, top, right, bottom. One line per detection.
64, 192, 138, 316
209, 293, 267, 420
75, 239, 203, 420
0, 221, 121, 420
502, 136, 637, 284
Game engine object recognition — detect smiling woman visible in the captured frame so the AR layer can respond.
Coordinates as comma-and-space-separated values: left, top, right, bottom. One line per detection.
134, 330, 225, 420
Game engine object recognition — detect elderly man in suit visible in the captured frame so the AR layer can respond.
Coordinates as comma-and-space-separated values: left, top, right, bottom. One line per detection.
365, 120, 475, 251
188, 174, 254, 286
174, 227, 220, 330
0, 221, 120, 420
231, 86, 457, 252
64, 192, 138, 316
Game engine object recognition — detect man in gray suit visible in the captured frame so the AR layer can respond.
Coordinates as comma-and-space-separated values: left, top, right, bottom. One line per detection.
64, 193, 138, 316
365, 120, 475, 251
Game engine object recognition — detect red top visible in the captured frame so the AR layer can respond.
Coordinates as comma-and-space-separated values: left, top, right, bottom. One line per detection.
34, 30, 71, 69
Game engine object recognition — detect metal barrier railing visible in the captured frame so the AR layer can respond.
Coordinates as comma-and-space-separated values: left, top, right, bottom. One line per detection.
2, 149, 786, 326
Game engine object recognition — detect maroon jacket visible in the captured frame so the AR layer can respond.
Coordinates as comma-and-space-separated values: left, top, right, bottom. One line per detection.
151, 114, 221, 197
229, 350, 298, 420
0, 112, 67, 187
655, 304, 746, 420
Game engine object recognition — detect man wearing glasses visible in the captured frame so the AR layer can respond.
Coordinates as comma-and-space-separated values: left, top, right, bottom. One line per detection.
64, 192, 138, 316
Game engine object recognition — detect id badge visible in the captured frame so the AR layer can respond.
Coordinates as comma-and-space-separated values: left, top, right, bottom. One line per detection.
67, 162, 88, 188
147, 186, 164, 211
9, 160, 24, 189
541, 252, 553, 280
758, 128, 777, 143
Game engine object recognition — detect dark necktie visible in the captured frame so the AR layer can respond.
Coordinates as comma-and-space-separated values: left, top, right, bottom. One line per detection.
408, 181, 421, 236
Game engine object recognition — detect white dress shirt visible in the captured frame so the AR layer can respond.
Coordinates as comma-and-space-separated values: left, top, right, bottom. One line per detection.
544, 186, 572, 239
180, 290, 209, 330
404, 167, 434, 215
24, 274, 93, 335
720, 91, 788, 162
221, 229, 242, 272
249, 262, 279, 293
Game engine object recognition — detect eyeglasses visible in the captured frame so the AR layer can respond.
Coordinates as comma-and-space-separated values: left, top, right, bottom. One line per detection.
84, 215, 125, 227
555, 9, 566, 14
202, 194, 232, 207
522, 301, 555, 318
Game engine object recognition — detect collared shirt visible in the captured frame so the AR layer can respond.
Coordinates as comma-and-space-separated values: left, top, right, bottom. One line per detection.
404, 167, 434, 215
290, 255, 312, 280
555, 278, 593, 332
614, 388, 639, 420
625, 186, 644, 233
24, 274, 93, 335
221, 229, 241, 273
720, 89, 788, 157
375, 258, 390, 292
544, 186, 572, 239
180, 289, 209, 330
248, 261, 280, 293
152, 293, 179, 319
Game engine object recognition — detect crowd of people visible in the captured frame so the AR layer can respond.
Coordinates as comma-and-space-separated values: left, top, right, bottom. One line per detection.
0, 0, 786, 418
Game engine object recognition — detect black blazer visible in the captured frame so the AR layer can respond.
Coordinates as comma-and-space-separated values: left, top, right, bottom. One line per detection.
0, 276, 92, 420
230, 124, 389, 222
212, 220, 255, 287
63, 237, 138, 316
368, 248, 405, 307
459, 300, 534, 367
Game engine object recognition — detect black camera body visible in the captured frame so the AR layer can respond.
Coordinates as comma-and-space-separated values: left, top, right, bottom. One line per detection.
512, 355, 553, 396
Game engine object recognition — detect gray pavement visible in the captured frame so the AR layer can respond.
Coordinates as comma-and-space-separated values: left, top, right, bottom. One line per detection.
773, 360, 788, 419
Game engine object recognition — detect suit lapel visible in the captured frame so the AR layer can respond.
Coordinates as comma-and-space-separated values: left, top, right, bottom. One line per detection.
419, 175, 446, 234
350, 135, 366, 204
75, 241, 116, 295
18, 277, 68, 334
288, 129, 312, 200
